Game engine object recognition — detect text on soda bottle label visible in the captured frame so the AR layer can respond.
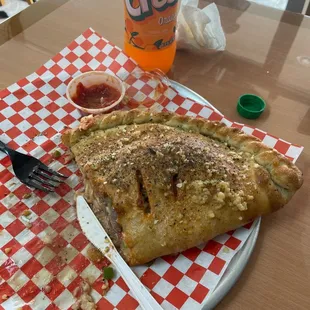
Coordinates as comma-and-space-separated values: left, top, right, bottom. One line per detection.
125, 0, 178, 21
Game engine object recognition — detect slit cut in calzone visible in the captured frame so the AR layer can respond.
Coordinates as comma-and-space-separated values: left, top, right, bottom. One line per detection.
62, 110, 303, 266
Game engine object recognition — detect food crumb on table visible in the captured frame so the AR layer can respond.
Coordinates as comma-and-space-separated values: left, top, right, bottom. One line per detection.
22, 209, 32, 217
52, 149, 62, 159
101, 279, 110, 296
22, 193, 32, 199
4, 248, 12, 254
103, 266, 114, 280
25, 222, 32, 229
87, 247, 104, 263
72, 281, 97, 310
223, 247, 230, 253
44, 285, 51, 293
1, 294, 8, 300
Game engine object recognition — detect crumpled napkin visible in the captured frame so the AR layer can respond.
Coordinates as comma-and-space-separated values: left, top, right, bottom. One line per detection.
176, 0, 226, 51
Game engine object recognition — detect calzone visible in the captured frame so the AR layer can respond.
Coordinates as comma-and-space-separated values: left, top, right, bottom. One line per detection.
62, 110, 303, 266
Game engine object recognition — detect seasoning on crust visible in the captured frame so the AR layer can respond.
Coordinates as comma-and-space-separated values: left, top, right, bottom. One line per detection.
62, 109, 303, 266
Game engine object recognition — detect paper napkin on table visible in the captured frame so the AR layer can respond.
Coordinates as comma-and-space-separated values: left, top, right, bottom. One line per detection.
176, 0, 226, 52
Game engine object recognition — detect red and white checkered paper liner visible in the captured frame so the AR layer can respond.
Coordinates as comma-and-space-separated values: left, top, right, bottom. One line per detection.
0, 28, 303, 310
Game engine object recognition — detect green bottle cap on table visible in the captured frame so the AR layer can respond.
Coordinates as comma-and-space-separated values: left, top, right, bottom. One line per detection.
237, 94, 266, 119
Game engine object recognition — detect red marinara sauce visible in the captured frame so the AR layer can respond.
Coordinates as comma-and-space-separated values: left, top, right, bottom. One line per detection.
72, 82, 121, 109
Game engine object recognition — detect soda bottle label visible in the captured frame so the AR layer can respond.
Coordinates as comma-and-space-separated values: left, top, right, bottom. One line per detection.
124, 0, 179, 52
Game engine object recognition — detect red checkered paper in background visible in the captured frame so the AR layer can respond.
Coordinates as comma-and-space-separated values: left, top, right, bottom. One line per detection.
0, 28, 303, 310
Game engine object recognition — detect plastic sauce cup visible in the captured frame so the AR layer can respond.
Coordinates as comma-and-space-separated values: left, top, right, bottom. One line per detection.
66, 71, 126, 114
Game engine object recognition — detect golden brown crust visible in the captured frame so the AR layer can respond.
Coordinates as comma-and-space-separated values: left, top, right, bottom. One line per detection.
63, 109, 303, 192
62, 109, 303, 265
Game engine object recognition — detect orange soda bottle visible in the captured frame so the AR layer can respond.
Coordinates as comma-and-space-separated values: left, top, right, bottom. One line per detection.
123, 0, 179, 73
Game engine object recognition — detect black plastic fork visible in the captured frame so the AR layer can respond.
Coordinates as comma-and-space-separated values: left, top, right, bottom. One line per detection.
0, 140, 67, 192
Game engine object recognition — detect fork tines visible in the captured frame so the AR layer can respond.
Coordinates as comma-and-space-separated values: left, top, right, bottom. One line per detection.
27, 163, 67, 192
39, 163, 67, 179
